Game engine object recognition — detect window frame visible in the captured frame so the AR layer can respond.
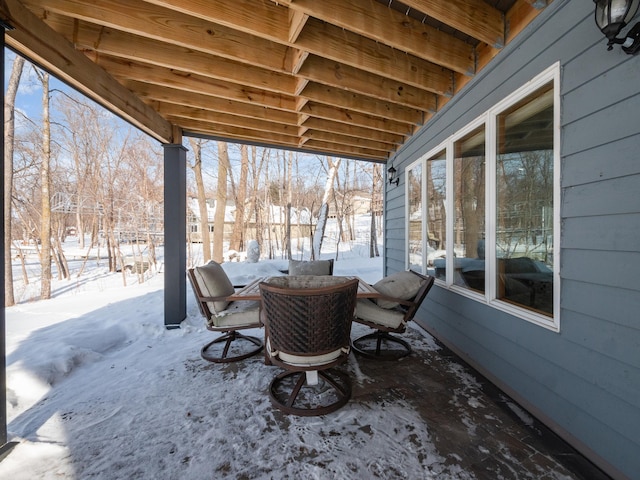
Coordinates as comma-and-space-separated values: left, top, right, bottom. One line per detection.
405, 63, 561, 331
405, 157, 427, 274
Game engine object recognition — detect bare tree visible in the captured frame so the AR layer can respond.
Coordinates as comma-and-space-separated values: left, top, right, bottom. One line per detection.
4, 55, 25, 306
370, 163, 381, 257
36, 70, 53, 300
285, 151, 293, 260
213, 141, 229, 262
229, 144, 249, 253
247, 146, 266, 252
189, 138, 212, 262
312, 156, 340, 259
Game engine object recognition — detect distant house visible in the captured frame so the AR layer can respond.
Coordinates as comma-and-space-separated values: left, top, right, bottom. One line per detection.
186, 197, 313, 244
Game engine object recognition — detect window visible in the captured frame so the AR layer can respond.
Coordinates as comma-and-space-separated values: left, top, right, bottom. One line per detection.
453, 126, 486, 293
407, 162, 424, 273
495, 83, 554, 316
405, 64, 559, 330
427, 150, 446, 272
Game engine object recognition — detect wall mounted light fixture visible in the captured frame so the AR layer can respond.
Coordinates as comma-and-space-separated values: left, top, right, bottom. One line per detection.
387, 165, 399, 186
594, 0, 640, 54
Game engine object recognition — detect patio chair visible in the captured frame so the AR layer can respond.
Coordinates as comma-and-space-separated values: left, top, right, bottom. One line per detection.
188, 261, 263, 363
352, 270, 434, 361
287, 258, 334, 275
259, 276, 358, 416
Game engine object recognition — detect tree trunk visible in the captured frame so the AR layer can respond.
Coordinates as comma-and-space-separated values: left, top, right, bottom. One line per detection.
230, 144, 248, 252
40, 71, 52, 300
4, 55, 24, 306
213, 142, 229, 263
285, 151, 292, 260
312, 157, 340, 259
188, 138, 212, 262
370, 163, 380, 258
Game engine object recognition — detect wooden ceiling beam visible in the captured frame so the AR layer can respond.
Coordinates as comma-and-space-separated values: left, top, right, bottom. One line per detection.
507, 0, 551, 43
180, 119, 300, 146
41, 14, 299, 95
300, 117, 405, 146
9, 0, 548, 161
400, 0, 504, 47
164, 111, 300, 139
23, 0, 292, 73
301, 139, 388, 161
154, 101, 298, 128
302, 130, 396, 154
288, 8, 308, 43
299, 102, 412, 136
282, 0, 476, 75
295, 18, 453, 97
300, 83, 424, 126
181, 121, 387, 161
145, 0, 454, 97
142, 0, 291, 44
297, 55, 436, 113
99, 55, 298, 111
1, 0, 174, 142
35, 5, 438, 124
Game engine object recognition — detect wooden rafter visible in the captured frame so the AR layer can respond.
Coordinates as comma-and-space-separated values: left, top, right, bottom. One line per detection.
2, 0, 550, 161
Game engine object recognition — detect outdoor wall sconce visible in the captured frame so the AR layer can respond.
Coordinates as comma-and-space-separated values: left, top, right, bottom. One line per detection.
387, 165, 399, 186
594, 0, 640, 54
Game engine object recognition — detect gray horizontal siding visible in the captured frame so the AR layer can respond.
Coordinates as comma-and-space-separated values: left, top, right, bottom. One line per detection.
563, 134, 640, 186
562, 280, 640, 331
563, 213, 640, 251
563, 173, 640, 217
562, 249, 640, 291
384, 1, 640, 478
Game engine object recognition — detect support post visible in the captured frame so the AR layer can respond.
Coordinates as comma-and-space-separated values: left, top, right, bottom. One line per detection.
163, 143, 187, 329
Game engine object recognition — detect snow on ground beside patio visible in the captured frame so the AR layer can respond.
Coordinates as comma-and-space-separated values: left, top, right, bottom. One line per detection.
1, 233, 478, 479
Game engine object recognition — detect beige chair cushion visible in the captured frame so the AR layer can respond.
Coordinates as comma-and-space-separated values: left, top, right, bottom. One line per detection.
355, 299, 406, 329
288, 259, 332, 275
266, 338, 347, 366
209, 300, 261, 328
193, 261, 235, 314
266, 275, 347, 289
373, 271, 424, 309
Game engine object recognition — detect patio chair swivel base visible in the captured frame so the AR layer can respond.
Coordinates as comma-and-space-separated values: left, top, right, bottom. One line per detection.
352, 331, 412, 361
269, 369, 352, 417
200, 331, 263, 364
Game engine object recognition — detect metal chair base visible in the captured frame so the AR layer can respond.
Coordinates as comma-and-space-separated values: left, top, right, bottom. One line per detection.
269, 369, 351, 416
200, 331, 263, 363
352, 331, 411, 361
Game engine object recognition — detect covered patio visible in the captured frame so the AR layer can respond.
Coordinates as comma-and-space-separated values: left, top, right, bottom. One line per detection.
2, 0, 638, 479
0, 282, 614, 478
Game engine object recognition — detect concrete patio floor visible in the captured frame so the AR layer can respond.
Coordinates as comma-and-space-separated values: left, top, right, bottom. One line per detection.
255, 324, 613, 480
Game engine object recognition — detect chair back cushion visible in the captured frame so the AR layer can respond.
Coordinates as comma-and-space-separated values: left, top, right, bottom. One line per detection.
373, 271, 425, 309
209, 300, 260, 328
192, 261, 235, 314
288, 259, 333, 275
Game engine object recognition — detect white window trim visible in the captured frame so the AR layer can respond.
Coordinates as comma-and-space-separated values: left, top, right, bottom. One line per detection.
405, 62, 561, 332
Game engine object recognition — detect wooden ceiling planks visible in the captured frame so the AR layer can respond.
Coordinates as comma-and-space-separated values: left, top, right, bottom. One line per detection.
2, 0, 550, 161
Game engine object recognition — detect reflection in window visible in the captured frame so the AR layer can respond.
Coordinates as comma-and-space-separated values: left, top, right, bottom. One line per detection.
496, 83, 554, 316
407, 164, 423, 272
427, 151, 446, 278
453, 127, 486, 292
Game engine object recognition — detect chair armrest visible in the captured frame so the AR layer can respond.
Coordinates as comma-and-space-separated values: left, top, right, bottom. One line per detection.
198, 294, 234, 302
373, 294, 415, 308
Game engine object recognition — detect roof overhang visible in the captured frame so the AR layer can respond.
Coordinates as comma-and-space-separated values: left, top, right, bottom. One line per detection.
0, 0, 551, 162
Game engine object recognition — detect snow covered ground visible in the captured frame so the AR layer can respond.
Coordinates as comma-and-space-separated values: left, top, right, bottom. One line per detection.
2, 230, 590, 479
3, 236, 474, 479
